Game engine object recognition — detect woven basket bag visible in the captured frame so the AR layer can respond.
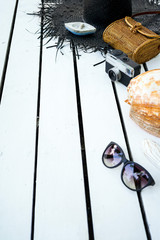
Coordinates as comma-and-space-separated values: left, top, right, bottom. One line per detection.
103, 16, 160, 64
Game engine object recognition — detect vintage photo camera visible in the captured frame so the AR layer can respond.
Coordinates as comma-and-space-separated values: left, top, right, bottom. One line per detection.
105, 48, 141, 86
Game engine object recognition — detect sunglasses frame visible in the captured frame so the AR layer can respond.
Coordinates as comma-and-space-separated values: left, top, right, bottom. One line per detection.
102, 141, 155, 192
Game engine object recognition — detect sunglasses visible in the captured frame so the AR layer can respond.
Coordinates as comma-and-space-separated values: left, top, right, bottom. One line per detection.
102, 142, 155, 192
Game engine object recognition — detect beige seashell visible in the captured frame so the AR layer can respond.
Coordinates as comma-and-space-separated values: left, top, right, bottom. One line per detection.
143, 139, 160, 169
126, 69, 160, 137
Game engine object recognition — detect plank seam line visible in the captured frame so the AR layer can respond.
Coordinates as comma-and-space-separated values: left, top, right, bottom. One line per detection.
0, 0, 19, 104
71, 40, 95, 240
111, 80, 152, 240
30, 0, 44, 239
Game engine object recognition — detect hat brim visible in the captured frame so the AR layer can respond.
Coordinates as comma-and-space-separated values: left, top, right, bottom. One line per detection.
40, 0, 160, 53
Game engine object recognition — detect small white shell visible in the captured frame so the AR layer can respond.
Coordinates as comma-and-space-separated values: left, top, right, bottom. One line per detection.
143, 139, 160, 169
64, 22, 96, 35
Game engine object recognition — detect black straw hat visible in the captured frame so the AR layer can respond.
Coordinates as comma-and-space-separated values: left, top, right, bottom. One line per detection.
39, 0, 160, 53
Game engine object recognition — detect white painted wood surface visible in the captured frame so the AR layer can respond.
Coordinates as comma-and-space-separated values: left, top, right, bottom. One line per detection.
116, 56, 160, 240
34, 45, 88, 240
0, 0, 160, 239
77, 52, 146, 240
0, 0, 40, 239
138, 56, 160, 240
0, 0, 17, 77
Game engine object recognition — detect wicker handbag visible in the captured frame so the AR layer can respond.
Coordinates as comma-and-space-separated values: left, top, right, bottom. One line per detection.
103, 16, 160, 64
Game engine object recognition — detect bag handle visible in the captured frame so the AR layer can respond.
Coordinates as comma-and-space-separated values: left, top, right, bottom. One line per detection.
132, 10, 160, 18
125, 16, 160, 38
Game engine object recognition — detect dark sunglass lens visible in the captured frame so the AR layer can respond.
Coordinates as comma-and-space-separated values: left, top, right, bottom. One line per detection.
103, 144, 123, 167
122, 163, 150, 191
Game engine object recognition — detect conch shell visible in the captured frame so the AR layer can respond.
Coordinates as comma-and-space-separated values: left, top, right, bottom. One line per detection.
126, 69, 160, 137
143, 139, 160, 169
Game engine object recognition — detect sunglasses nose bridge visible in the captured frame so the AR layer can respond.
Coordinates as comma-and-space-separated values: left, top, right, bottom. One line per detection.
121, 156, 128, 165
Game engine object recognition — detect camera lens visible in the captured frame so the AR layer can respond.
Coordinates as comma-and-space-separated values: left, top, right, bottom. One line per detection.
108, 67, 121, 82
109, 71, 116, 81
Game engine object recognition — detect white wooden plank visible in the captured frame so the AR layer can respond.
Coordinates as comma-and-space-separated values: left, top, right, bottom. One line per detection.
77, 52, 147, 239
0, 0, 17, 78
0, 0, 40, 239
34, 44, 88, 240
115, 54, 160, 240
146, 53, 160, 70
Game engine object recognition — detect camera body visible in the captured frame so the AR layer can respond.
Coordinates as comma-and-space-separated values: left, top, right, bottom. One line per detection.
105, 48, 141, 86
